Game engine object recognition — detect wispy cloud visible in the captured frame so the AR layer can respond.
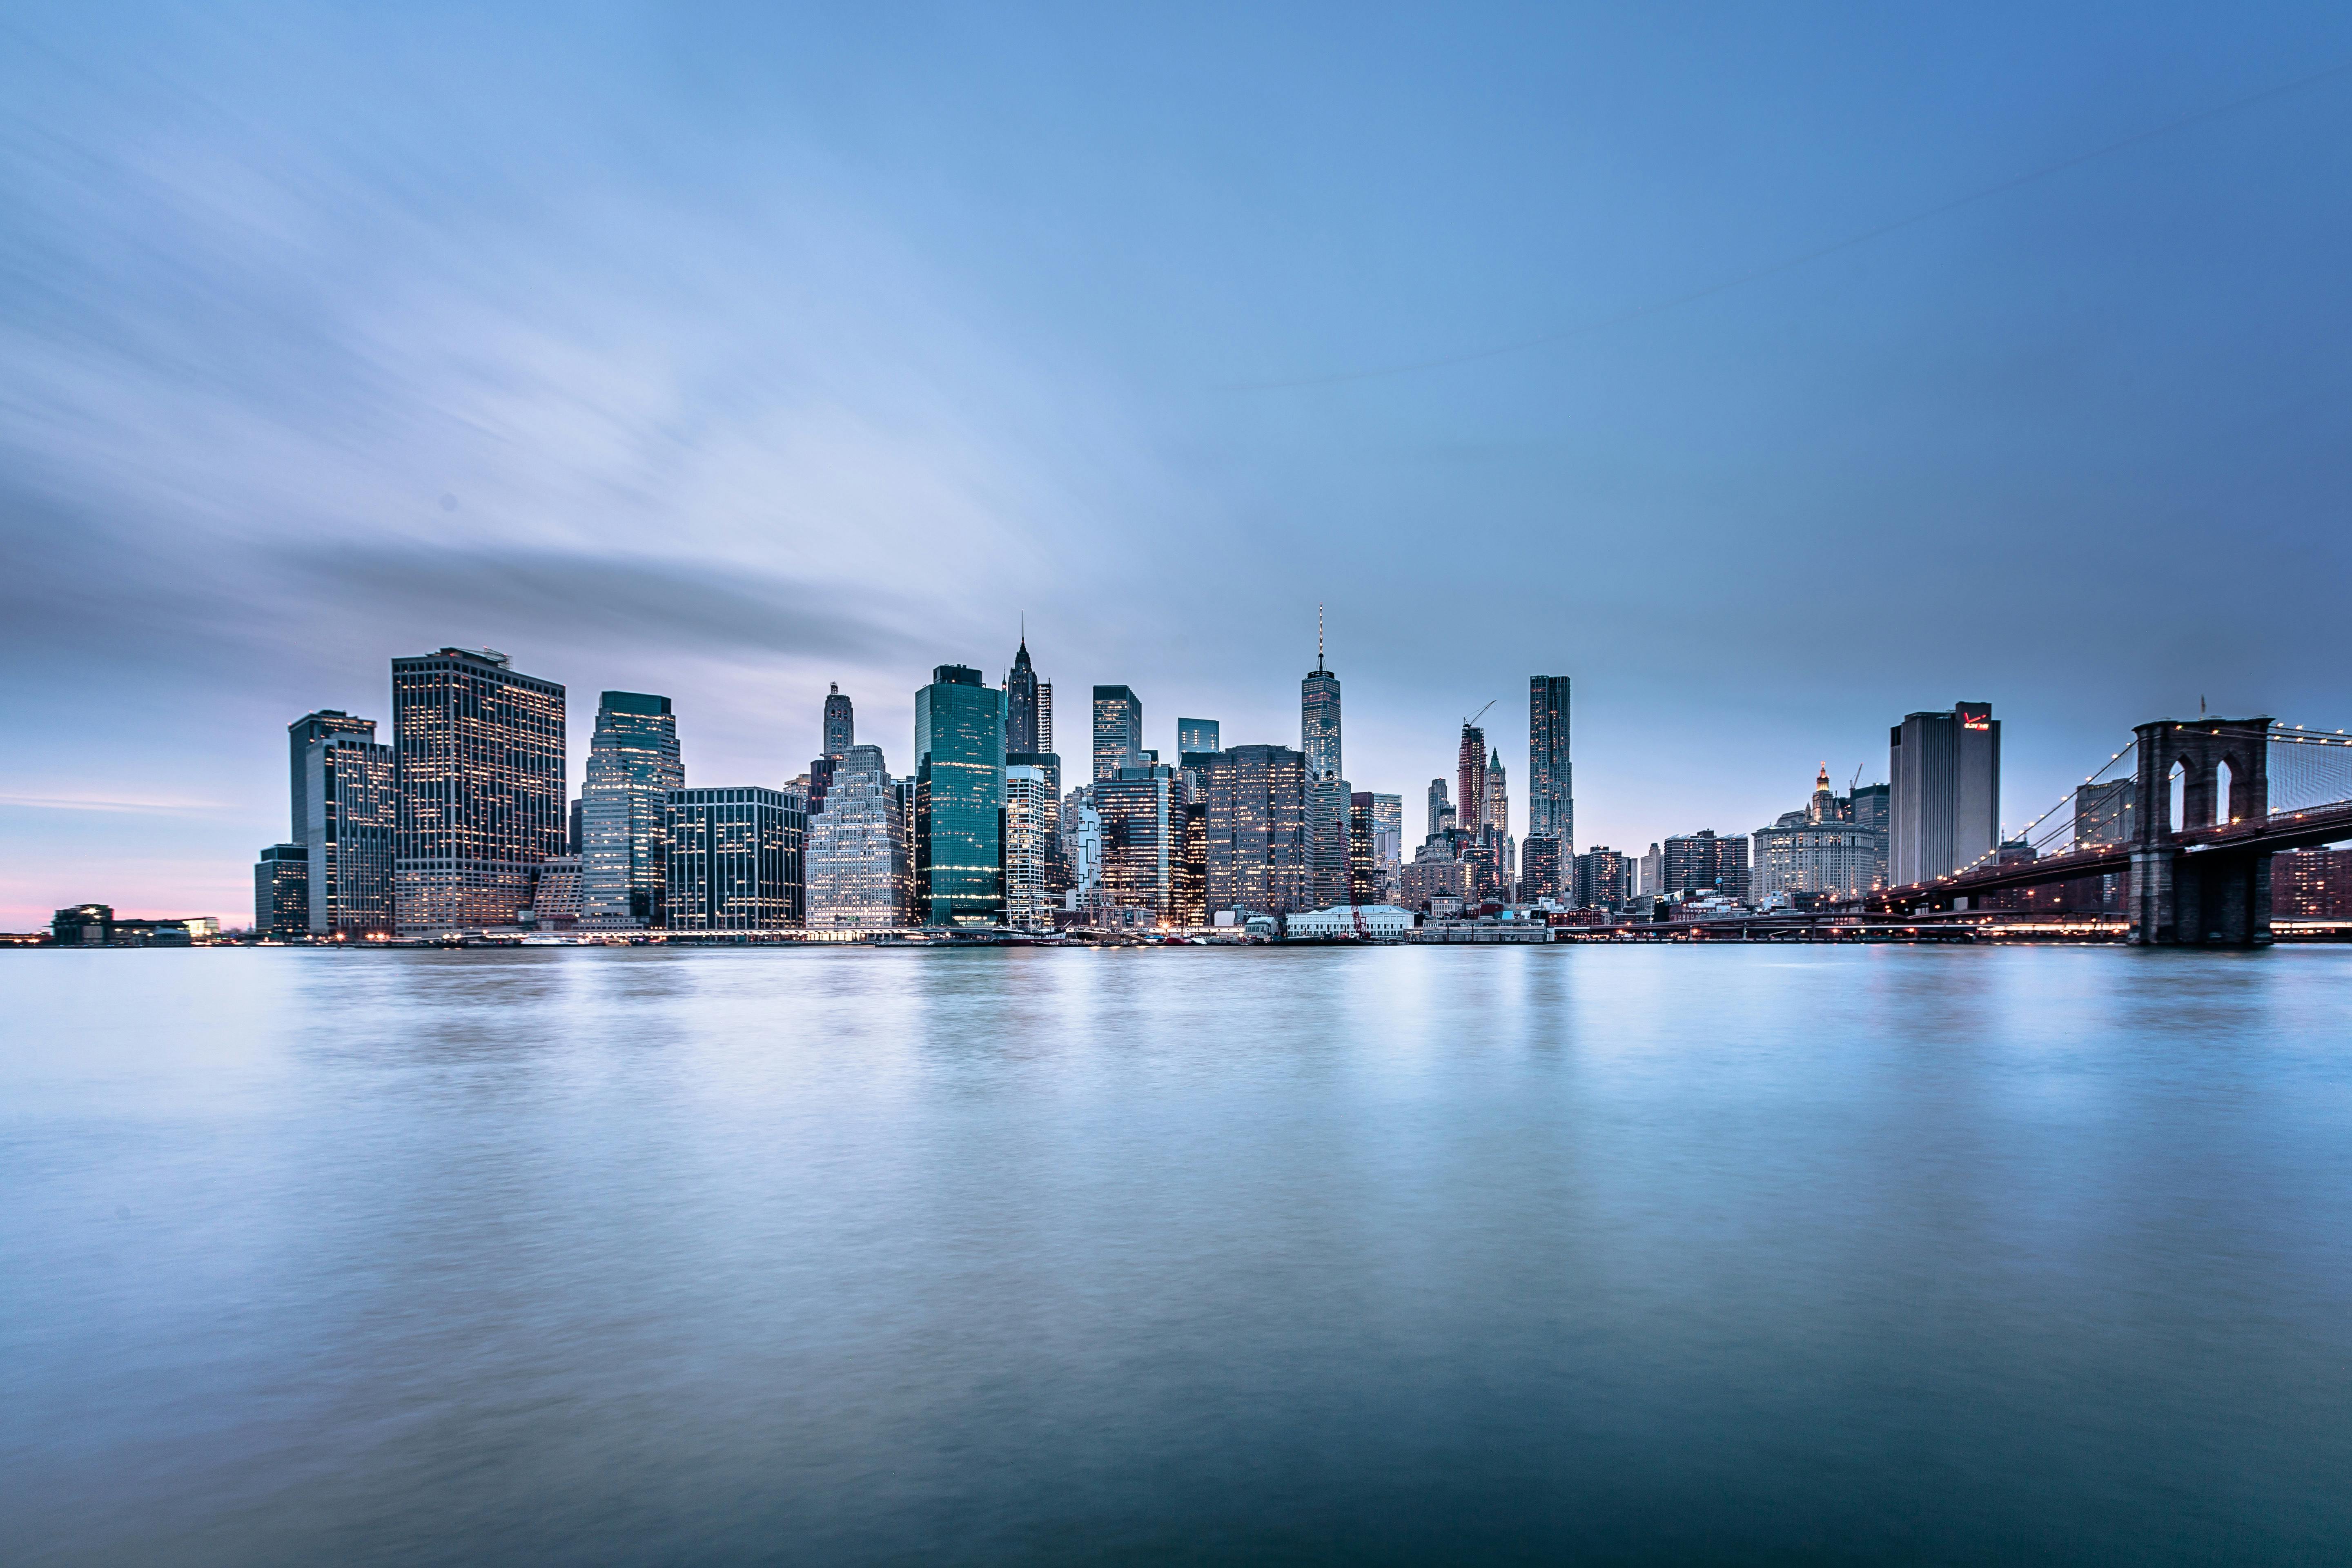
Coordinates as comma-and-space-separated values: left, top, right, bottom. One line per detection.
0, 792, 232, 816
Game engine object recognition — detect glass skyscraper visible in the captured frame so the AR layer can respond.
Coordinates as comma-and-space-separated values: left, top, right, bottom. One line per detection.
915, 665, 1006, 926
289, 709, 375, 844
301, 730, 396, 936
1889, 703, 2000, 885
1201, 744, 1308, 915
1301, 647, 1341, 782
1092, 685, 1143, 784
580, 691, 685, 927
392, 647, 566, 933
664, 786, 804, 931
1528, 676, 1573, 850
1177, 718, 1220, 756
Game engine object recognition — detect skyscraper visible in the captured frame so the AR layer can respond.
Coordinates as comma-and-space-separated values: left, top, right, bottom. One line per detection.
1201, 745, 1309, 915
1427, 778, 1451, 840
1889, 703, 2001, 885
289, 710, 375, 844
1003, 635, 1054, 759
664, 786, 804, 931
1662, 830, 1751, 902
1307, 773, 1353, 908
297, 726, 396, 936
1371, 794, 1403, 894
823, 683, 855, 758
1177, 718, 1221, 756
392, 647, 566, 933
914, 665, 1006, 926
254, 844, 308, 937
1003, 763, 1058, 930
1457, 726, 1488, 855
1528, 675, 1573, 854
579, 691, 685, 927
806, 744, 910, 931
1484, 747, 1508, 841
1301, 607, 1342, 781
1092, 685, 1143, 784
1097, 763, 1178, 920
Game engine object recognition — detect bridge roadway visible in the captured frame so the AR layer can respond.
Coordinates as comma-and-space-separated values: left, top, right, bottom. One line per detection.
1867, 797, 2352, 913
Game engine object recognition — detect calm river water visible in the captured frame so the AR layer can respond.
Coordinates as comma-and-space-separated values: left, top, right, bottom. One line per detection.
6, 944, 2352, 1564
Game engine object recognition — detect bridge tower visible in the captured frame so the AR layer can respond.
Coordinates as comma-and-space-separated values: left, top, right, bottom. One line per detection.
2127, 716, 2273, 946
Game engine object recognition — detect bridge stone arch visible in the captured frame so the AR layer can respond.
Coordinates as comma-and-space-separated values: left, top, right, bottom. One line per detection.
2128, 716, 2272, 944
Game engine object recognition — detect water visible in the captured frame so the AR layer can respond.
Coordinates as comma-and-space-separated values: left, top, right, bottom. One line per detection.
5, 944, 2351, 1564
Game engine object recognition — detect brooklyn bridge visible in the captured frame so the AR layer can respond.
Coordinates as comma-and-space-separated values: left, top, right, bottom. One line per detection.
1865, 716, 2352, 945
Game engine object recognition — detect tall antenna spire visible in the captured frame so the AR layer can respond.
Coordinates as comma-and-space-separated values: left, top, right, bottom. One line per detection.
1317, 602, 1326, 672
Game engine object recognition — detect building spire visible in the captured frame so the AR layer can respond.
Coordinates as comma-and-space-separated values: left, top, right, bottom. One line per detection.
1316, 602, 1326, 673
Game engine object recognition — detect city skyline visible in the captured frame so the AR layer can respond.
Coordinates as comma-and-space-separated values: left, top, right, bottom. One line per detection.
10, 9, 2352, 926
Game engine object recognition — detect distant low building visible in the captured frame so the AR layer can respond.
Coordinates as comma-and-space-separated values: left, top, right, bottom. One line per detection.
2274, 848, 2352, 919
1284, 904, 1413, 940
530, 855, 584, 929
254, 845, 308, 937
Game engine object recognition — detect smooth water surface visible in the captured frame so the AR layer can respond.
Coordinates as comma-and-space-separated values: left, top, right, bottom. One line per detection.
6, 944, 2351, 1564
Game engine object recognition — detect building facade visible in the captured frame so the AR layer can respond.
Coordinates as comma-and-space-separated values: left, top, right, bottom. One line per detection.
1004, 637, 1052, 757
254, 844, 308, 936
915, 665, 1007, 926
1306, 774, 1353, 908
579, 690, 684, 928
664, 787, 804, 931
392, 647, 567, 933
1662, 830, 1751, 902
1097, 763, 1179, 920
1528, 676, 1573, 849
1060, 786, 1102, 906
1004, 763, 1057, 931
289, 710, 376, 844
530, 855, 583, 929
1301, 656, 1342, 782
1177, 718, 1221, 755
1574, 846, 1628, 908
1201, 744, 1309, 915
1523, 836, 1564, 902
301, 731, 397, 936
823, 683, 855, 758
2274, 849, 2352, 919
1889, 702, 2000, 885
1092, 684, 1144, 784
807, 744, 910, 931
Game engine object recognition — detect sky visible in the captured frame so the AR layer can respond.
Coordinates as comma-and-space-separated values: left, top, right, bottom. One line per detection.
4, 2, 2352, 926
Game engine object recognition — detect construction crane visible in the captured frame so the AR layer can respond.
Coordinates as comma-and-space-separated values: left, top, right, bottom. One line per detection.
1464, 699, 1496, 731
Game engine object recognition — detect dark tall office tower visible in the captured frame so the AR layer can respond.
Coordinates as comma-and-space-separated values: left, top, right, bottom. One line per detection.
1528, 677, 1573, 851
1202, 745, 1309, 915
1889, 703, 2000, 885
663, 786, 804, 931
297, 728, 396, 936
1348, 792, 1381, 904
1301, 607, 1342, 781
581, 692, 685, 927
914, 664, 1007, 926
1092, 685, 1143, 784
1307, 774, 1353, 908
254, 844, 308, 936
1178, 718, 1221, 756
1427, 778, 1451, 840
392, 647, 566, 933
823, 683, 855, 758
1174, 801, 1209, 926
1371, 793, 1403, 890
1004, 636, 1050, 755
289, 710, 374, 843
1097, 763, 1178, 919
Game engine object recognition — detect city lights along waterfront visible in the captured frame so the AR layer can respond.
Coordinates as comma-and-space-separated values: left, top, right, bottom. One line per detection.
42, 630, 2352, 949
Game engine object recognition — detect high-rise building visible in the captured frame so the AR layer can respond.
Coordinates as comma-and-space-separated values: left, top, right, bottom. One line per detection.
1008, 750, 1063, 891
1004, 763, 1057, 931
1639, 842, 1663, 900
1889, 703, 2000, 885
1005, 637, 1053, 757
1523, 836, 1564, 902
1484, 746, 1508, 840
530, 855, 583, 929
579, 691, 685, 928
1348, 792, 1382, 904
1662, 830, 1751, 902
1528, 677, 1573, 851
298, 729, 396, 936
1060, 785, 1102, 906
1371, 793, 1403, 887
1092, 685, 1143, 784
1457, 727, 1488, 855
1574, 846, 1628, 908
2273, 849, 2352, 919
914, 665, 1006, 926
663, 786, 804, 931
807, 745, 910, 931
823, 683, 855, 758
288, 710, 375, 844
1201, 745, 1309, 915
1427, 778, 1451, 840
1097, 763, 1179, 919
1307, 774, 1353, 908
392, 647, 566, 933
1301, 610, 1342, 781
1752, 767, 1882, 902
1174, 802, 1209, 926
254, 844, 308, 937
1178, 718, 1221, 756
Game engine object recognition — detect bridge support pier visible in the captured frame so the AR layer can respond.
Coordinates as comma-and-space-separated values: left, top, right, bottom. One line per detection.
2125, 717, 2276, 947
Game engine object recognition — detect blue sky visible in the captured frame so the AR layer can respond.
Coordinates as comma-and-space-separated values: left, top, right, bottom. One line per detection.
4, 3, 2351, 923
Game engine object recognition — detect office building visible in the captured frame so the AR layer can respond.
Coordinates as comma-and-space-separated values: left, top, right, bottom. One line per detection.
915, 665, 1006, 926
1348, 793, 1383, 904
1752, 768, 1881, 901
1638, 843, 1663, 900
823, 683, 855, 758
1889, 702, 2000, 885
1060, 786, 1103, 905
1174, 802, 1209, 926
1523, 836, 1564, 902
806, 744, 910, 930
2274, 849, 2352, 919
664, 786, 804, 931
1008, 749, 1063, 891
1484, 747, 1508, 841
1528, 677, 1573, 850
1457, 726, 1487, 856
392, 647, 566, 933
1004, 763, 1057, 930
579, 691, 685, 928
1178, 718, 1221, 756
1004, 637, 1054, 757
1427, 777, 1452, 840
1201, 744, 1309, 915
1662, 830, 1750, 902
298, 728, 396, 936
1097, 763, 1179, 920
254, 844, 308, 937
530, 855, 583, 930
1370, 793, 1403, 895
288, 710, 375, 843
1307, 773, 1353, 908
1301, 613, 1342, 781
1397, 857, 1472, 911
1092, 685, 1144, 784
